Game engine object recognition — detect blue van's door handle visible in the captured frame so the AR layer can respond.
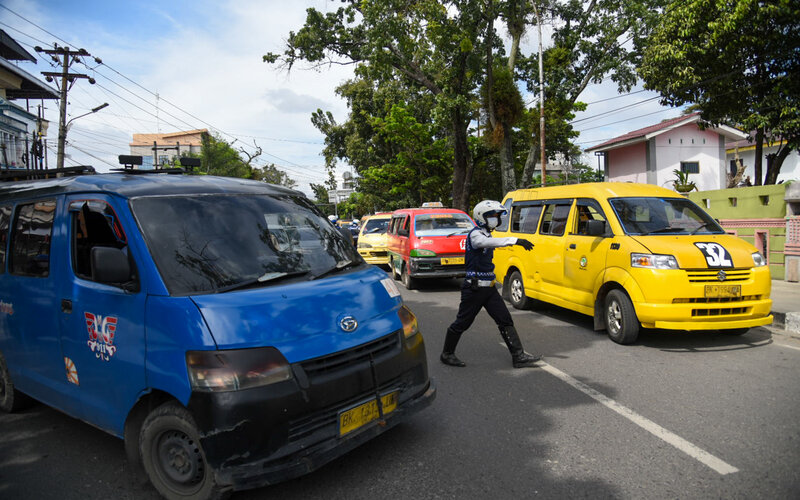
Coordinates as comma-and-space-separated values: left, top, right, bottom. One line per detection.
61, 299, 72, 314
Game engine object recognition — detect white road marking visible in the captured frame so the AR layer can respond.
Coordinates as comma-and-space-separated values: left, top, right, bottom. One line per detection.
538, 361, 739, 475
775, 342, 800, 352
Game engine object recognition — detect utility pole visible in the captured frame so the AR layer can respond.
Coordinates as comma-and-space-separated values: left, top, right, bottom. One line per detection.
35, 45, 96, 170
533, 2, 546, 187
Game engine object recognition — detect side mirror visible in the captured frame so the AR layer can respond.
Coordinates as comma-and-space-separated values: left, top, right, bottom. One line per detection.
91, 247, 132, 285
586, 219, 606, 237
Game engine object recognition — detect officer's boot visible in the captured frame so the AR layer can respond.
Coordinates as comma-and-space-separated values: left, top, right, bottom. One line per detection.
440, 328, 466, 367
500, 325, 542, 368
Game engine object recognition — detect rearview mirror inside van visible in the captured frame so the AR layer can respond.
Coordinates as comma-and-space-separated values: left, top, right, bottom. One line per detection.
91, 246, 132, 285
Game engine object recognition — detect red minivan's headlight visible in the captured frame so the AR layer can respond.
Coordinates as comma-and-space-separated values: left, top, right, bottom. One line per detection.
186, 347, 292, 392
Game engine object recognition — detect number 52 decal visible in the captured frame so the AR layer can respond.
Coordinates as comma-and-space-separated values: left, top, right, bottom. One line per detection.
694, 242, 733, 268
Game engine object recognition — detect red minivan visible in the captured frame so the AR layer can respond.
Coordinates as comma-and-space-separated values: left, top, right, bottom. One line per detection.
386, 207, 475, 289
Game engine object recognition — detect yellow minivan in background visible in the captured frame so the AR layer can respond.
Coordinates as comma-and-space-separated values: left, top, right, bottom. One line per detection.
357, 212, 392, 265
493, 182, 772, 344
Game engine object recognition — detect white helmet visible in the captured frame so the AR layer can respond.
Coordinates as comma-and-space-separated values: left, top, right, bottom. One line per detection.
473, 200, 507, 229
328, 214, 338, 223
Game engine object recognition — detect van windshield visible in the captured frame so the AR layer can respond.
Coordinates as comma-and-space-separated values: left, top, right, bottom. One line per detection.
609, 197, 724, 236
131, 194, 360, 296
362, 217, 390, 235
414, 213, 474, 236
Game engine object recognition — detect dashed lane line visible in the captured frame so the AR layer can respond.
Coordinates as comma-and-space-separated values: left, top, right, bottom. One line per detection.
536, 361, 740, 475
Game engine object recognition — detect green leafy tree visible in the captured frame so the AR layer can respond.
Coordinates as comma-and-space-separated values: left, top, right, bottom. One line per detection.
251, 163, 298, 189
265, 0, 486, 211
200, 133, 252, 178
638, 0, 800, 185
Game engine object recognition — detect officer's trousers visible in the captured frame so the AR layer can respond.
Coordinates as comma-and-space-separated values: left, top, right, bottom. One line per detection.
448, 284, 513, 335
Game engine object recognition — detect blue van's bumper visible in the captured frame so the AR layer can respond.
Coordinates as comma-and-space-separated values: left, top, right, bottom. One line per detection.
186, 330, 435, 491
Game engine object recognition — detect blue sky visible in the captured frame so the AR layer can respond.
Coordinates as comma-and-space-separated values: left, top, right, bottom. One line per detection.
1, 0, 679, 194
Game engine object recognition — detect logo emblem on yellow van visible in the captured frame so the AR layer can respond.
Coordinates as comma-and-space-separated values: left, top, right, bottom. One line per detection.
580, 256, 588, 268
717, 270, 726, 281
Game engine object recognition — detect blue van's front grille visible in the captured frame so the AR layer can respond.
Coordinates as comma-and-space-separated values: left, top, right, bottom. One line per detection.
298, 330, 401, 377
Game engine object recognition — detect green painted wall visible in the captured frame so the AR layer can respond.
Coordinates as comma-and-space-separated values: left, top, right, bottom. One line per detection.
688, 184, 787, 219
688, 184, 787, 279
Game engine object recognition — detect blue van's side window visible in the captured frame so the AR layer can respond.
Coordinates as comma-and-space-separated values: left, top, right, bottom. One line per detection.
0, 205, 10, 272
69, 200, 128, 281
10, 199, 56, 278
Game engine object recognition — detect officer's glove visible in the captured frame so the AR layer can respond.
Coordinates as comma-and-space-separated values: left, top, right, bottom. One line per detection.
516, 239, 534, 251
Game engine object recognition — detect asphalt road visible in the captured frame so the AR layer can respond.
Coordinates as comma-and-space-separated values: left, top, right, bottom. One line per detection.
2, 276, 799, 499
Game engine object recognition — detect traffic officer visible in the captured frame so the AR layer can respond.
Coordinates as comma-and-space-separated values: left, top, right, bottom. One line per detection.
441, 200, 542, 368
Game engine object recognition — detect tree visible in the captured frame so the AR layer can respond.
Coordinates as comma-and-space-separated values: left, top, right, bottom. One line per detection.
199, 133, 298, 187
251, 163, 298, 189
265, 0, 486, 211
638, 0, 800, 185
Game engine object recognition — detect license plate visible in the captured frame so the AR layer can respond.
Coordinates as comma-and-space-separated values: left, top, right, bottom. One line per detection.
441, 257, 464, 265
339, 392, 399, 436
704, 284, 741, 298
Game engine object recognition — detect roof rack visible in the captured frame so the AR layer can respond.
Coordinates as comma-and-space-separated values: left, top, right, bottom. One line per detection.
0, 165, 96, 182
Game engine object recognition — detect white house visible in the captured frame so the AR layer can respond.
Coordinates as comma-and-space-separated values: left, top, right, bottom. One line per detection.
586, 113, 747, 191
726, 137, 800, 184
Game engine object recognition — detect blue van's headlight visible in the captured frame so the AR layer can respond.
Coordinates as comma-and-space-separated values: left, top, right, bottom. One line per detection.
398, 305, 419, 339
752, 252, 767, 267
186, 347, 292, 392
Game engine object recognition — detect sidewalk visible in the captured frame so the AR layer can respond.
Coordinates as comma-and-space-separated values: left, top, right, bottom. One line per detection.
770, 279, 800, 337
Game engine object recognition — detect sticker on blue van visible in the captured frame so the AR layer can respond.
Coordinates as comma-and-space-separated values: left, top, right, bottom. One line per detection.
85, 312, 118, 361
0, 300, 13, 315
64, 357, 79, 385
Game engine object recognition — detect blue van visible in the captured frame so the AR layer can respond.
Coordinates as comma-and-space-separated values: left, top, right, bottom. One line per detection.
0, 171, 435, 499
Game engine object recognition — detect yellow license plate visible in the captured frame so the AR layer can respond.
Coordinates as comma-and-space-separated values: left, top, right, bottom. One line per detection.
704, 284, 741, 298
441, 257, 465, 265
339, 392, 399, 436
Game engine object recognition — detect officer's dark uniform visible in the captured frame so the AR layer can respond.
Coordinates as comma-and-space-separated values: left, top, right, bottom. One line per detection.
441, 223, 541, 368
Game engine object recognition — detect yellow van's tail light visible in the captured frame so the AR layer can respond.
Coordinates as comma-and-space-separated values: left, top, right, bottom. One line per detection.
631, 253, 679, 269
186, 347, 292, 392
397, 305, 419, 338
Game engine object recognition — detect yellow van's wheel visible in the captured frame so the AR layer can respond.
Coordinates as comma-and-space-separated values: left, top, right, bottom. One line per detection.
605, 290, 639, 344
0, 351, 31, 413
508, 271, 533, 310
140, 402, 229, 500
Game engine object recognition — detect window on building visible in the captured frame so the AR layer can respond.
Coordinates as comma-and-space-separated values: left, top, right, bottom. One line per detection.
759, 196, 770, 206
681, 161, 700, 174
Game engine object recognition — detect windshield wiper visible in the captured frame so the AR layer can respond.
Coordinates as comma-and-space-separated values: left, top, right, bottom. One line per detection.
691, 223, 710, 235
308, 259, 362, 281
446, 229, 471, 237
641, 226, 683, 235
216, 270, 309, 293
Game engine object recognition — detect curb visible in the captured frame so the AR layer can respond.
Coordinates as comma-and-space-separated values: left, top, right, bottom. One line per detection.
772, 311, 800, 339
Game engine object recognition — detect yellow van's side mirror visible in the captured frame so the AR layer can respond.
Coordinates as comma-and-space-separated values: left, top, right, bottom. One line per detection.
585, 219, 606, 237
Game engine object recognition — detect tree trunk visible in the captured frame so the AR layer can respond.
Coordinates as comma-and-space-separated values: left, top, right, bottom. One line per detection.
451, 107, 471, 212
764, 145, 792, 185
500, 120, 516, 194
753, 127, 764, 185
521, 143, 539, 188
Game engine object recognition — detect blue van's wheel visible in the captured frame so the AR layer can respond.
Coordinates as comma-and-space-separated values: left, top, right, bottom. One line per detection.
0, 351, 31, 413
508, 271, 532, 310
605, 290, 639, 344
140, 402, 229, 500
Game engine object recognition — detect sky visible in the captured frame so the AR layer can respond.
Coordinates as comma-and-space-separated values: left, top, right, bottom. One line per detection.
0, 0, 683, 196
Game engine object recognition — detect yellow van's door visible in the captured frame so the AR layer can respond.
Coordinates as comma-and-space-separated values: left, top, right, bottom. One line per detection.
535, 200, 573, 302
563, 199, 611, 315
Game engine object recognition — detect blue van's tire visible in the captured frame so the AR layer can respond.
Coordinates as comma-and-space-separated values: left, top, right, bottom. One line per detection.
140, 402, 229, 500
508, 271, 533, 310
0, 351, 32, 413
401, 264, 417, 290
605, 290, 639, 344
